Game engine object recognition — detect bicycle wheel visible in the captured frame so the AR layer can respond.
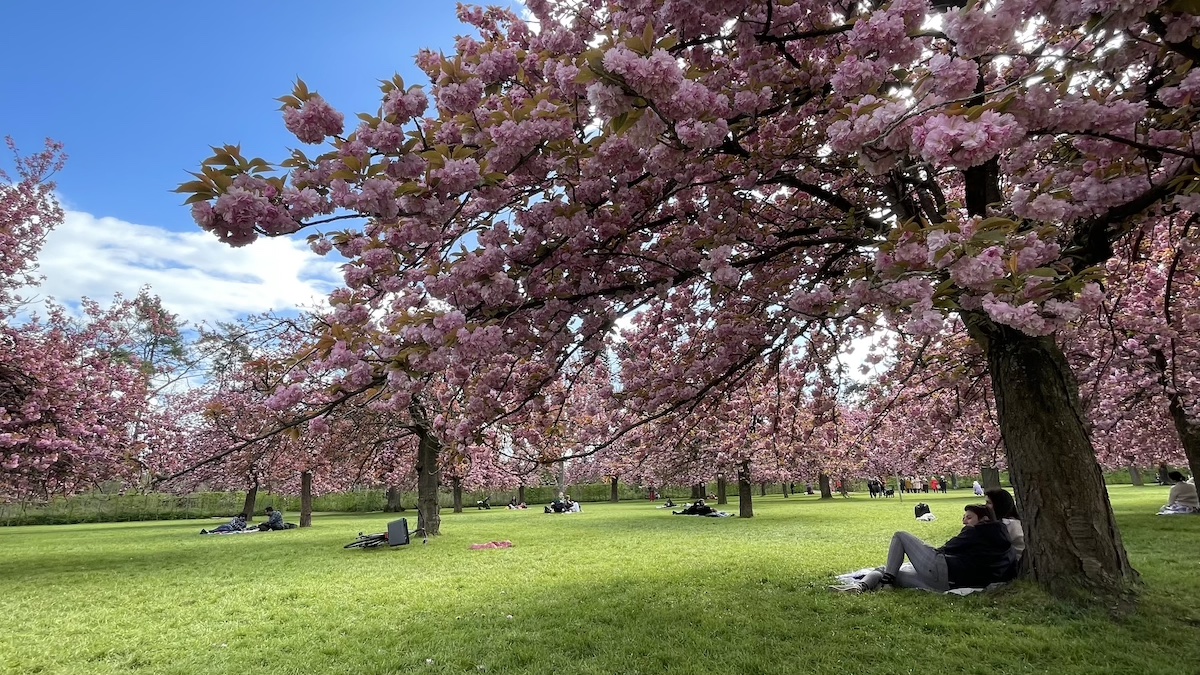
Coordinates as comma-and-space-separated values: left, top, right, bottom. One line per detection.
344, 534, 386, 549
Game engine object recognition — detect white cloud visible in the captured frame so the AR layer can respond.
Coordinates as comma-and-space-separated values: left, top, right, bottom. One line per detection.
25, 210, 343, 325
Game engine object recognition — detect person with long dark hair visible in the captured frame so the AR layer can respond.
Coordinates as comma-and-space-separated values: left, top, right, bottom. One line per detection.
850, 505, 1013, 592
1160, 471, 1199, 515
985, 488, 1024, 555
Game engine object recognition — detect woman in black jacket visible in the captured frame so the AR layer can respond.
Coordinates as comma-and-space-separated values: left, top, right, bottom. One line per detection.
855, 505, 1013, 592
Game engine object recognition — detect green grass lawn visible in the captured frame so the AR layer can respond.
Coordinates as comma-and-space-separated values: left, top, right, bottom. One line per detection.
1, 485, 1197, 675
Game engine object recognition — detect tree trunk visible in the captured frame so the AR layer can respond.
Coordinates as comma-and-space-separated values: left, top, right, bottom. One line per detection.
818, 473, 833, 500
716, 477, 728, 505
299, 471, 313, 528
242, 482, 258, 521
950, 473, 959, 490
1157, 463, 1170, 485
967, 316, 1138, 601
738, 461, 753, 518
518, 485, 526, 504
980, 466, 1002, 490
782, 482, 789, 498
759, 482, 767, 497
1164, 390, 1200, 501
610, 476, 619, 502
691, 483, 704, 499
1128, 465, 1143, 487
452, 479, 464, 513
411, 397, 442, 536
386, 485, 405, 512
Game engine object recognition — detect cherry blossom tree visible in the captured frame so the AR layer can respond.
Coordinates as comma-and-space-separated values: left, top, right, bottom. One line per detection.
180, 3, 1200, 599
2, 140, 176, 499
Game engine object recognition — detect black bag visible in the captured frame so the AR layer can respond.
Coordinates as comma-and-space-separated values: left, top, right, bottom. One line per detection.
914, 503, 931, 518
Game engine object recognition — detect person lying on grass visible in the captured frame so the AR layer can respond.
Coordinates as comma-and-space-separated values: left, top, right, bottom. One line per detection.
673, 499, 717, 516
852, 505, 1014, 592
200, 513, 247, 535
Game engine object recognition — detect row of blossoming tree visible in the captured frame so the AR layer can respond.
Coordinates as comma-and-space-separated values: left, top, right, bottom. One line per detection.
172, 0, 1200, 602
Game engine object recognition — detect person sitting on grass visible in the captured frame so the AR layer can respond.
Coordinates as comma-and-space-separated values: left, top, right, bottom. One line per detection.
545, 492, 575, 513
674, 499, 717, 516
985, 488, 1024, 555
257, 506, 295, 531
1159, 471, 1200, 515
201, 513, 247, 535
507, 497, 527, 510
852, 505, 1013, 592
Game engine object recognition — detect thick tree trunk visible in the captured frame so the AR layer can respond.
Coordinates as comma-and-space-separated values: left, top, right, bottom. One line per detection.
1164, 392, 1200, 500
452, 479, 464, 513
411, 397, 442, 536
950, 473, 959, 490
967, 316, 1138, 601
716, 477, 728, 505
610, 477, 619, 502
691, 483, 704, 499
738, 462, 753, 518
980, 466, 1002, 490
386, 485, 405, 512
242, 482, 258, 521
1128, 465, 1143, 487
818, 473, 833, 500
299, 471, 313, 528
1157, 463, 1170, 485
518, 485, 526, 504
782, 482, 789, 498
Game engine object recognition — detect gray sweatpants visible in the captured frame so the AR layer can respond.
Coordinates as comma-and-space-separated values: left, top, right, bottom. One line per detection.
885, 531, 949, 592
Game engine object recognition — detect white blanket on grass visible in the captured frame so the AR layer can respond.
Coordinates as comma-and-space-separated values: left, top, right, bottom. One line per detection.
834, 565, 1007, 596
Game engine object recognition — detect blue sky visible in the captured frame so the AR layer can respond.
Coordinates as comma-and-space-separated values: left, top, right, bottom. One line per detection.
2, 1, 517, 324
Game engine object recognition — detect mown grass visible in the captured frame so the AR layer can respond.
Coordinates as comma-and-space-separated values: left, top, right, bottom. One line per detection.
1, 485, 1197, 675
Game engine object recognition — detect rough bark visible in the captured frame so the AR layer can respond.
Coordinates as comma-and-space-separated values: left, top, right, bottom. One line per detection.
1164, 391, 1200, 499
967, 315, 1138, 601
818, 473, 833, 500
452, 479, 464, 513
518, 485, 526, 505
691, 483, 705, 499
241, 482, 258, 521
610, 477, 619, 502
1128, 465, 1143, 487
738, 461, 753, 518
411, 397, 441, 536
299, 471, 313, 528
981, 466, 1002, 490
716, 477, 728, 505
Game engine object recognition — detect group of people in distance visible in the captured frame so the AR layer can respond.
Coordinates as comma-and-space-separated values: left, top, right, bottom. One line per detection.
1160, 471, 1199, 515
544, 492, 581, 513
900, 477, 948, 494
848, 488, 1024, 593
200, 506, 294, 535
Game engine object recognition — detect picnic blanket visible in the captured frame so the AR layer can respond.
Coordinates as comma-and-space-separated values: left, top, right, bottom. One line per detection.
469, 540, 513, 550
672, 511, 733, 517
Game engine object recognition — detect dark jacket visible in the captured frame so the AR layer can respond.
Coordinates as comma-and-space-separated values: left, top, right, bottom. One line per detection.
937, 521, 1013, 588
